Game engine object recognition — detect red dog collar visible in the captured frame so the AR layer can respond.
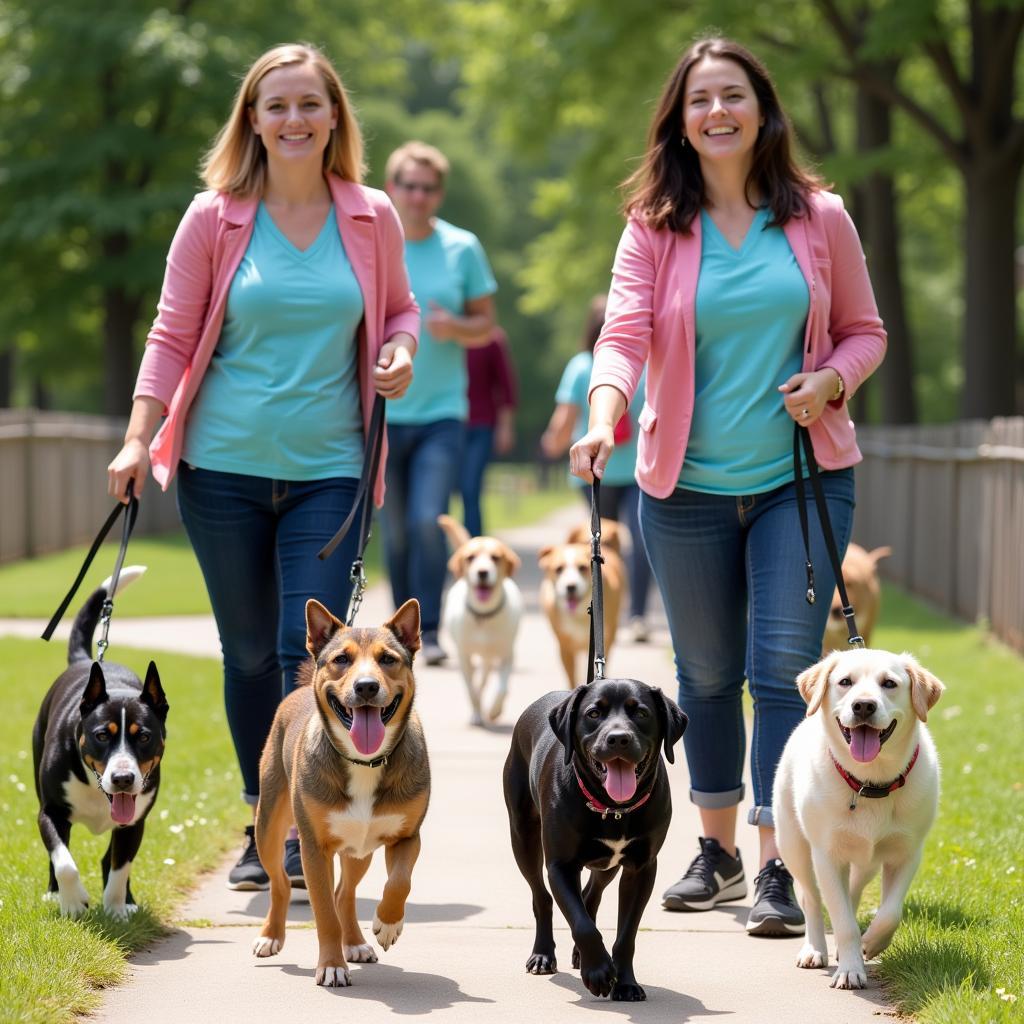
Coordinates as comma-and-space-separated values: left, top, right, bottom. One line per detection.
830, 744, 920, 810
573, 766, 651, 821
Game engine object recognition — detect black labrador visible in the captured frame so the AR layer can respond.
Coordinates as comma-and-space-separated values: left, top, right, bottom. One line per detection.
503, 679, 686, 1001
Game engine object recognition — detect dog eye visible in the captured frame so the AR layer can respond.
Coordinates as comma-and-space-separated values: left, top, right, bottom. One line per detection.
332, 652, 351, 667
881, 679, 898, 689
379, 652, 398, 667
633, 707, 650, 719
837, 677, 853, 688
93, 729, 111, 743
137, 729, 152, 743
585, 707, 601, 720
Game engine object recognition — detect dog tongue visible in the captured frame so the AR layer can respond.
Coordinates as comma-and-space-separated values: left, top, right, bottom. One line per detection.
850, 725, 882, 763
110, 792, 136, 825
474, 585, 493, 603
604, 759, 638, 804
349, 706, 385, 756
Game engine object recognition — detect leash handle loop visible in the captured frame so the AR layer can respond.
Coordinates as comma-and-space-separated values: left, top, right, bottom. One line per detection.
586, 478, 606, 683
317, 395, 386, 626
793, 424, 864, 649
42, 479, 139, 647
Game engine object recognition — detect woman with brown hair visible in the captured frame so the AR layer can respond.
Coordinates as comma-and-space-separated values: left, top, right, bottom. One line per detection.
106, 43, 419, 890
570, 36, 886, 936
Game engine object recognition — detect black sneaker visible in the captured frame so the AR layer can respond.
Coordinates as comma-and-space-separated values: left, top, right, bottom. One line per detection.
662, 837, 746, 911
746, 858, 805, 936
421, 630, 447, 666
284, 837, 305, 889
227, 824, 269, 891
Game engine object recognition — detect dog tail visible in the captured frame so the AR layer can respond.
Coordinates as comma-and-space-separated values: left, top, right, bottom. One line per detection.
437, 514, 472, 550
67, 565, 148, 664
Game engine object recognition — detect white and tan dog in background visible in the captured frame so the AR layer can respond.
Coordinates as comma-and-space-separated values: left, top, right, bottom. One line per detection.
538, 520, 625, 688
774, 648, 945, 990
823, 544, 892, 654
439, 515, 523, 725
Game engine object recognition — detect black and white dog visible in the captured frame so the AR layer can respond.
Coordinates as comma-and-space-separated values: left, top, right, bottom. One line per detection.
32, 567, 168, 918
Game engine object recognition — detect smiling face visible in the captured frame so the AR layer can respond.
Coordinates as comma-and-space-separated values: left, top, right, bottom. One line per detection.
682, 56, 763, 172
538, 543, 592, 615
449, 537, 520, 608
797, 649, 944, 765
306, 599, 420, 759
387, 159, 445, 228
248, 62, 337, 172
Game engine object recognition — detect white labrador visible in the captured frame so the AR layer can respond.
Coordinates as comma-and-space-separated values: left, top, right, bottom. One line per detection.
773, 648, 945, 990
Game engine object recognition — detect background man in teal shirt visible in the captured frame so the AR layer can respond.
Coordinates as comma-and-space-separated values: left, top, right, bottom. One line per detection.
384, 141, 497, 664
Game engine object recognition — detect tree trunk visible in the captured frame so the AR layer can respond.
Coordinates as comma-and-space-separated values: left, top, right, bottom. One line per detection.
102, 231, 142, 416
961, 158, 1020, 418
857, 83, 916, 424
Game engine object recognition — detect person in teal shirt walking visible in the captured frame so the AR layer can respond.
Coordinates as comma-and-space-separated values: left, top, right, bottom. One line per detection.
541, 294, 653, 642
384, 141, 498, 664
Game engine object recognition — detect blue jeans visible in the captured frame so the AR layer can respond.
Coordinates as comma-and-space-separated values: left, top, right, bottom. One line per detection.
638, 470, 854, 827
177, 465, 360, 803
381, 419, 464, 635
460, 425, 495, 539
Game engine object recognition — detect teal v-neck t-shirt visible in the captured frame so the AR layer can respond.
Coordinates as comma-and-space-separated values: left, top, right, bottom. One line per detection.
678, 207, 808, 495
183, 203, 365, 480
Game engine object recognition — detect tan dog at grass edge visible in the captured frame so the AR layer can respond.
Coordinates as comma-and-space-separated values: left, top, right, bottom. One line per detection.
252, 598, 429, 987
823, 544, 891, 654
773, 648, 944, 990
539, 520, 625, 687
438, 515, 523, 725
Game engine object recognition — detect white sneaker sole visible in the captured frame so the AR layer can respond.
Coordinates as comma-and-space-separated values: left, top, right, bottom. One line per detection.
663, 876, 747, 911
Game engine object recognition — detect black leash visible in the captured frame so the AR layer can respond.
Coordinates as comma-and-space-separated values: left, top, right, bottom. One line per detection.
41, 479, 139, 661
586, 478, 607, 684
793, 424, 863, 648
317, 394, 386, 626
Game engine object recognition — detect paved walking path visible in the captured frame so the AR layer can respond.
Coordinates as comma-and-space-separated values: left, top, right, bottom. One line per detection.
3, 506, 893, 1023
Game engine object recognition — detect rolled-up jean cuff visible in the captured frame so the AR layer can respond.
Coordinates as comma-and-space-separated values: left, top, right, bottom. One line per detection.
243, 790, 259, 807
747, 805, 774, 827
690, 785, 744, 809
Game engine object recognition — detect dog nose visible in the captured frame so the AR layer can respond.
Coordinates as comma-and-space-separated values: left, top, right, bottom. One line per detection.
111, 771, 135, 790
852, 699, 877, 719
604, 730, 633, 750
475, 569, 489, 582
353, 677, 380, 701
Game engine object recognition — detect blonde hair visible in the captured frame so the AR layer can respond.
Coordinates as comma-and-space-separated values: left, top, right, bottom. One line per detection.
384, 140, 450, 185
201, 43, 364, 196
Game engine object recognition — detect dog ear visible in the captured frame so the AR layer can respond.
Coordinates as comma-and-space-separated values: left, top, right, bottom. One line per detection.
649, 685, 686, 764
387, 599, 422, 656
902, 653, 945, 722
305, 599, 345, 658
80, 662, 108, 717
447, 545, 468, 578
796, 653, 838, 717
500, 543, 521, 577
538, 545, 555, 570
141, 661, 169, 722
868, 545, 892, 564
599, 519, 622, 554
548, 685, 589, 766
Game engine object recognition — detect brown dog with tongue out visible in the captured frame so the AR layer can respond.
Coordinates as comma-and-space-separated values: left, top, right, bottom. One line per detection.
252, 597, 430, 988
504, 679, 686, 1001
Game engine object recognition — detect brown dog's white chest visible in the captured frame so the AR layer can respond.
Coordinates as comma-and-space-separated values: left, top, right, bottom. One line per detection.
326, 769, 406, 860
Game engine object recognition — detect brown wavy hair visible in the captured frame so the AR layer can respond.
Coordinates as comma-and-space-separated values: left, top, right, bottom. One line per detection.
623, 36, 823, 233
202, 43, 364, 197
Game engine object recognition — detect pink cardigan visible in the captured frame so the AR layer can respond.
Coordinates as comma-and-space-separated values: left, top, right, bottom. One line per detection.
590, 190, 886, 499
134, 175, 420, 504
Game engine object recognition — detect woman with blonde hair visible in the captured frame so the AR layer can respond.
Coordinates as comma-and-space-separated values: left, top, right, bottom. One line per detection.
570, 36, 885, 936
107, 43, 419, 890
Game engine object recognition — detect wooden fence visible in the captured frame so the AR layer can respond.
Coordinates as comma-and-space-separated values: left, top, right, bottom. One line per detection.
0, 410, 180, 563
854, 418, 1024, 654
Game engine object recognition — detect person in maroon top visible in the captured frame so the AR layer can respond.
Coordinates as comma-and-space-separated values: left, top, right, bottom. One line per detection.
460, 327, 518, 537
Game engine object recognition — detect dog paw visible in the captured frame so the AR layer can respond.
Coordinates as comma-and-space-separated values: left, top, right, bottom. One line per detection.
344, 943, 378, 963
612, 981, 646, 1002
470, 711, 484, 727
830, 965, 868, 989
525, 953, 556, 974
372, 914, 404, 951
315, 965, 351, 987
861, 921, 896, 960
41, 891, 58, 905
57, 886, 90, 918
487, 696, 506, 722
571, 946, 580, 970
796, 943, 828, 969
580, 954, 617, 999
252, 935, 283, 958
103, 901, 139, 922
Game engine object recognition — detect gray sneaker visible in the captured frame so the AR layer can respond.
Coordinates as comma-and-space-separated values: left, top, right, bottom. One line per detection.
746, 859, 805, 936
284, 837, 305, 889
662, 836, 746, 911
421, 631, 447, 666
226, 825, 269, 891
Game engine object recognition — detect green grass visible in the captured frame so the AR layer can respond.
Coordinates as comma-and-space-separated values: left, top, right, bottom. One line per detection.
0, 464, 573, 619
863, 586, 1024, 1023
0, 642, 242, 1023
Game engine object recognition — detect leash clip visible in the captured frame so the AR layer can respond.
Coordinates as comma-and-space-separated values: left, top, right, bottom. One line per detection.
346, 558, 367, 627
96, 599, 114, 663
849, 785, 865, 812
